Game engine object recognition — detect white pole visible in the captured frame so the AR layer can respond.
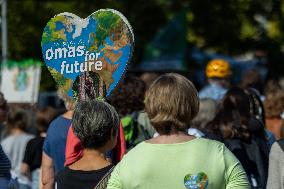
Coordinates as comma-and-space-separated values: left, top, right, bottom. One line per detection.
1, 0, 7, 65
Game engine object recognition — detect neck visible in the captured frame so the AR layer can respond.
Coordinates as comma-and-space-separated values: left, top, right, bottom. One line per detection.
40, 132, 47, 137
149, 131, 195, 144
11, 128, 24, 135
62, 110, 73, 119
69, 148, 111, 171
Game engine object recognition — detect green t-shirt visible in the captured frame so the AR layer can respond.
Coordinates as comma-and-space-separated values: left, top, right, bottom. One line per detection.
107, 138, 250, 189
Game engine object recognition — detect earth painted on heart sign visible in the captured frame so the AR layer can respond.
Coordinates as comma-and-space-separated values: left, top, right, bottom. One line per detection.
41, 9, 134, 99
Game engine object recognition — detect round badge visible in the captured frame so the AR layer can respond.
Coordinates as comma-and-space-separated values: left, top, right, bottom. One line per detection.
184, 172, 209, 189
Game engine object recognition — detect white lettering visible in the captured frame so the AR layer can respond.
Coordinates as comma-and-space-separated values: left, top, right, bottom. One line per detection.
76, 46, 84, 56
66, 64, 73, 73
61, 60, 103, 74
88, 61, 95, 71
88, 53, 95, 61
74, 61, 80, 73
54, 48, 67, 59
60, 61, 66, 74
45, 48, 53, 60
95, 52, 100, 60
80, 62, 87, 72
68, 46, 76, 57
95, 61, 103, 70
47, 45, 105, 74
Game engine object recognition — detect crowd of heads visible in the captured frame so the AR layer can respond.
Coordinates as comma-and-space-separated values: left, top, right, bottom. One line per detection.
0, 58, 283, 189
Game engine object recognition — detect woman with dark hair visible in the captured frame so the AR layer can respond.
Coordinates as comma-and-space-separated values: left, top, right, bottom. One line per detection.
207, 87, 269, 189
22, 107, 56, 189
1, 109, 34, 189
107, 74, 249, 189
245, 88, 275, 148
109, 75, 145, 116
109, 75, 155, 150
56, 100, 119, 189
0, 92, 9, 141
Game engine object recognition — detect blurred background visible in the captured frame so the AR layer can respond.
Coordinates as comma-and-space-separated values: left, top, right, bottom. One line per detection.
1, 0, 284, 106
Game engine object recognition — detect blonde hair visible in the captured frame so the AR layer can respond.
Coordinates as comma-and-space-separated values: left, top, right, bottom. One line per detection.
192, 98, 217, 130
57, 89, 76, 111
145, 73, 199, 134
264, 90, 284, 118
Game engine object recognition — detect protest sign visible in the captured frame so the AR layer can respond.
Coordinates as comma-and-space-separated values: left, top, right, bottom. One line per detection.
1, 59, 41, 103
41, 9, 134, 100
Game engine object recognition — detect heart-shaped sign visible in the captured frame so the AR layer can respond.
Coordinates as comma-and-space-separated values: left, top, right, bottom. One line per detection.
41, 9, 134, 99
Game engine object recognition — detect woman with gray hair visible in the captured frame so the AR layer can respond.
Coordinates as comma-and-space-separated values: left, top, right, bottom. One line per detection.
191, 98, 217, 137
56, 100, 119, 189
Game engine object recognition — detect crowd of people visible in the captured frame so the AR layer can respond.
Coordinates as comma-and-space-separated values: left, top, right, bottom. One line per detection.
0, 59, 283, 189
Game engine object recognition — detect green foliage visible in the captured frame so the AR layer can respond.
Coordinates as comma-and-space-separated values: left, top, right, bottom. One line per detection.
6, 0, 284, 90
4, 59, 41, 69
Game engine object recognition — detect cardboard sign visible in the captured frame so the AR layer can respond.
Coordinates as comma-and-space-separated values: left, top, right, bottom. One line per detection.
41, 9, 134, 100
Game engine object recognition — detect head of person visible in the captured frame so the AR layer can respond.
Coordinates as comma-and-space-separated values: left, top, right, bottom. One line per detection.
209, 87, 251, 139
140, 72, 159, 89
145, 73, 199, 135
72, 100, 119, 152
0, 92, 8, 123
280, 77, 284, 89
244, 88, 265, 123
36, 107, 57, 134
206, 59, 231, 87
192, 98, 217, 131
264, 90, 284, 119
264, 78, 282, 96
109, 75, 146, 116
241, 69, 263, 94
244, 88, 267, 140
57, 89, 76, 111
7, 108, 28, 132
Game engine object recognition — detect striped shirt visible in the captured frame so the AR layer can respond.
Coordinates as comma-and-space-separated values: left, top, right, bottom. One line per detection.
0, 144, 10, 178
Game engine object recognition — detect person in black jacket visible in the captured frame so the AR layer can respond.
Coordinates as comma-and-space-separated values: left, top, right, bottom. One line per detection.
21, 107, 56, 189
206, 87, 269, 189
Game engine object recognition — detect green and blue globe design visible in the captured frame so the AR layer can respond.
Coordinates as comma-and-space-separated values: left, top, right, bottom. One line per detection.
41, 9, 134, 98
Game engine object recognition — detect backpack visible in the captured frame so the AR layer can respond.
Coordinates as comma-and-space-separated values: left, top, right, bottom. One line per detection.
121, 112, 151, 150
224, 139, 268, 189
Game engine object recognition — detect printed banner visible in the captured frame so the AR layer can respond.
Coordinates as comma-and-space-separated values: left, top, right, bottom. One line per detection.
0, 59, 41, 103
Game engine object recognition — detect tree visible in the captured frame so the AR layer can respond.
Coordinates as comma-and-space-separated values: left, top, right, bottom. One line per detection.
4, 0, 284, 92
